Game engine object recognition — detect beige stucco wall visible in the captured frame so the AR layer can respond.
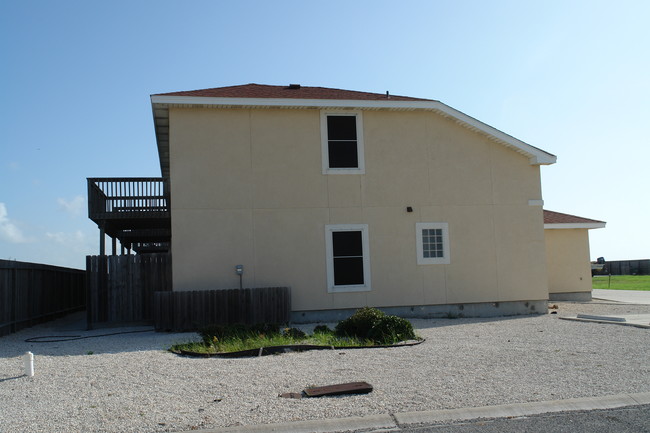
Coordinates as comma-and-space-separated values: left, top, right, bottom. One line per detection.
169, 107, 548, 311
545, 228, 592, 294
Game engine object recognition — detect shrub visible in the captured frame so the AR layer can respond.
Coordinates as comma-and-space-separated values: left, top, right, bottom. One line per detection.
282, 327, 307, 339
367, 315, 416, 344
335, 307, 416, 344
250, 323, 281, 336
313, 324, 333, 335
335, 307, 386, 339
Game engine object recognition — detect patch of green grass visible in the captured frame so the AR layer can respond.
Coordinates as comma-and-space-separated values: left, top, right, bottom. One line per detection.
170, 332, 381, 354
171, 308, 422, 355
592, 275, 650, 291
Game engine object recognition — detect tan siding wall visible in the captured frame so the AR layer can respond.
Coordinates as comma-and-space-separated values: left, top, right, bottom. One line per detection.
169, 107, 548, 311
545, 229, 592, 294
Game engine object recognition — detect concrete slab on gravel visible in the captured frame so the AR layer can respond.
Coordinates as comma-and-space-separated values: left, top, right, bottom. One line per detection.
561, 314, 650, 328
592, 289, 650, 304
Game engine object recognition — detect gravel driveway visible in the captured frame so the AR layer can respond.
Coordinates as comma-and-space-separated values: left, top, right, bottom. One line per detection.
1, 301, 649, 433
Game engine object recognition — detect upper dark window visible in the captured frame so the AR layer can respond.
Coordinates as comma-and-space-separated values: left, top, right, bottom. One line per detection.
327, 116, 358, 168
321, 112, 365, 174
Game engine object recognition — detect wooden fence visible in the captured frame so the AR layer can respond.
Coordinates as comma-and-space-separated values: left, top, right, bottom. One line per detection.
0, 260, 85, 337
605, 259, 650, 276
86, 254, 171, 328
154, 287, 291, 332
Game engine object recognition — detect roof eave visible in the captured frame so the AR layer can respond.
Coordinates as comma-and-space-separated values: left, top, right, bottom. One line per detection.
544, 222, 607, 230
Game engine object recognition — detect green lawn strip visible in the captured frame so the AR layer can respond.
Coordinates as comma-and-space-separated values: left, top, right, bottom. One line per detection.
170, 332, 415, 355
170, 307, 422, 356
592, 275, 650, 291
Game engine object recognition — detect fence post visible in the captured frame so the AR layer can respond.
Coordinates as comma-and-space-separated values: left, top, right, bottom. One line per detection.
86, 256, 93, 330
10, 267, 17, 334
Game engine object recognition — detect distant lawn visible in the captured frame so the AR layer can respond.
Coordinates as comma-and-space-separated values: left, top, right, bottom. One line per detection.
592, 275, 650, 291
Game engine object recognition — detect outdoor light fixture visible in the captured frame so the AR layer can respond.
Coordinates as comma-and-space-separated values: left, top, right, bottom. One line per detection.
235, 265, 243, 290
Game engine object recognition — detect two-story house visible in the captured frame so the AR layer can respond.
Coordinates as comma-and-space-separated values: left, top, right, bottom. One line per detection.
144, 83, 563, 321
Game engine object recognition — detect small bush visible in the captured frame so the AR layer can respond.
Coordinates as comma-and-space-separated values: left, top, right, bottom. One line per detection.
313, 324, 333, 335
367, 315, 416, 344
335, 307, 386, 339
282, 327, 307, 339
250, 323, 281, 336
335, 307, 416, 344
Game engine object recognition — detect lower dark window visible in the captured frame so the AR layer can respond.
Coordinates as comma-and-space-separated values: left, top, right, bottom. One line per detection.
326, 224, 370, 292
332, 231, 364, 285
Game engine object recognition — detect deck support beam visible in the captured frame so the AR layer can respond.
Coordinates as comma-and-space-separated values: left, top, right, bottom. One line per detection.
99, 224, 106, 256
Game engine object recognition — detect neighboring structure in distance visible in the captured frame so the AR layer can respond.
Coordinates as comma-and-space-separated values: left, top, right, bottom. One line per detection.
88, 83, 605, 321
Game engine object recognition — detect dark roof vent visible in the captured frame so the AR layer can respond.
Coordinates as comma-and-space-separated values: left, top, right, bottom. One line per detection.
288, 84, 301, 89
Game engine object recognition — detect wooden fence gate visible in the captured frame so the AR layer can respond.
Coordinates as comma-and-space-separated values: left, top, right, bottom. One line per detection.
86, 254, 171, 328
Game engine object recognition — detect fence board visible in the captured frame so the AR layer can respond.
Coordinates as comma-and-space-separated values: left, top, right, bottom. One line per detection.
604, 259, 650, 275
86, 254, 172, 328
153, 287, 291, 332
0, 260, 85, 337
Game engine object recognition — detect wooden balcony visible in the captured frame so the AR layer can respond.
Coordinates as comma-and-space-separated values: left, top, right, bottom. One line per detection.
87, 178, 171, 254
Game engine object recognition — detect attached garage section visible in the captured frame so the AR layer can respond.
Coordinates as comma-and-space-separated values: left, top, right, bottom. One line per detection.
544, 210, 606, 301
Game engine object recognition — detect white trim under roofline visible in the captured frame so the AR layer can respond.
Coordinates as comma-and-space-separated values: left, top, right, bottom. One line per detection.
150, 95, 557, 166
544, 223, 607, 229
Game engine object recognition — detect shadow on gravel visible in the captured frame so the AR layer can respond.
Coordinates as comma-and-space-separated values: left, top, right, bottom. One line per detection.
0, 312, 196, 358
410, 314, 545, 331
1, 311, 548, 358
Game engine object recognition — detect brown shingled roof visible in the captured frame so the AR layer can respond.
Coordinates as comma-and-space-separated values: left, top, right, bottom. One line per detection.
544, 210, 605, 225
155, 83, 432, 102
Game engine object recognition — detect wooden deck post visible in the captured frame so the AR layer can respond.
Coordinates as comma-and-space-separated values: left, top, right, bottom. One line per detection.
99, 224, 106, 256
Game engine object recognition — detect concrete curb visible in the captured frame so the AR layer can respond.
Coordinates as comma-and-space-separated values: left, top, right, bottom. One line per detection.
192, 414, 397, 433
394, 392, 650, 425
186, 392, 650, 433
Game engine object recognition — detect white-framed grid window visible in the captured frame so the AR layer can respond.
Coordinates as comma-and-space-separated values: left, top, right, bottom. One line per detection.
325, 224, 371, 292
416, 223, 451, 265
320, 111, 365, 174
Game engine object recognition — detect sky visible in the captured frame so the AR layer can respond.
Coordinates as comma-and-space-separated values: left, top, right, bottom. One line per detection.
1, 0, 649, 270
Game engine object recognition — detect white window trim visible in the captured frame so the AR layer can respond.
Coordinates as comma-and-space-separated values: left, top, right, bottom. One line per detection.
325, 224, 371, 293
320, 110, 365, 174
416, 222, 451, 265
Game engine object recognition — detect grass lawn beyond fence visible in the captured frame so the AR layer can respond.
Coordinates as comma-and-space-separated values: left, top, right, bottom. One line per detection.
592, 275, 650, 291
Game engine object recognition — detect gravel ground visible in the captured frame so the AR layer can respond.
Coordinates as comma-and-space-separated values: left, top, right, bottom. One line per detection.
1, 301, 649, 433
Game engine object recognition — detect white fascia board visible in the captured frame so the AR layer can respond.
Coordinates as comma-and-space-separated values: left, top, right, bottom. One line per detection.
544, 223, 607, 230
151, 95, 435, 109
150, 95, 557, 166
436, 102, 557, 165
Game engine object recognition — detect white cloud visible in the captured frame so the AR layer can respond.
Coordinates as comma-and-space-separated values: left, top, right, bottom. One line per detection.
0, 202, 28, 243
57, 195, 85, 217
46, 230, 85, 246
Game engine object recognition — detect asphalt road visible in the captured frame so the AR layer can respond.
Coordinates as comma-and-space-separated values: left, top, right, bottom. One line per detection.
399, 404, 650, 433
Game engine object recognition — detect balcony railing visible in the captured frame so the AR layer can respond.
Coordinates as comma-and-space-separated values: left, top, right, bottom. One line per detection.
88, 177, 169, 221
